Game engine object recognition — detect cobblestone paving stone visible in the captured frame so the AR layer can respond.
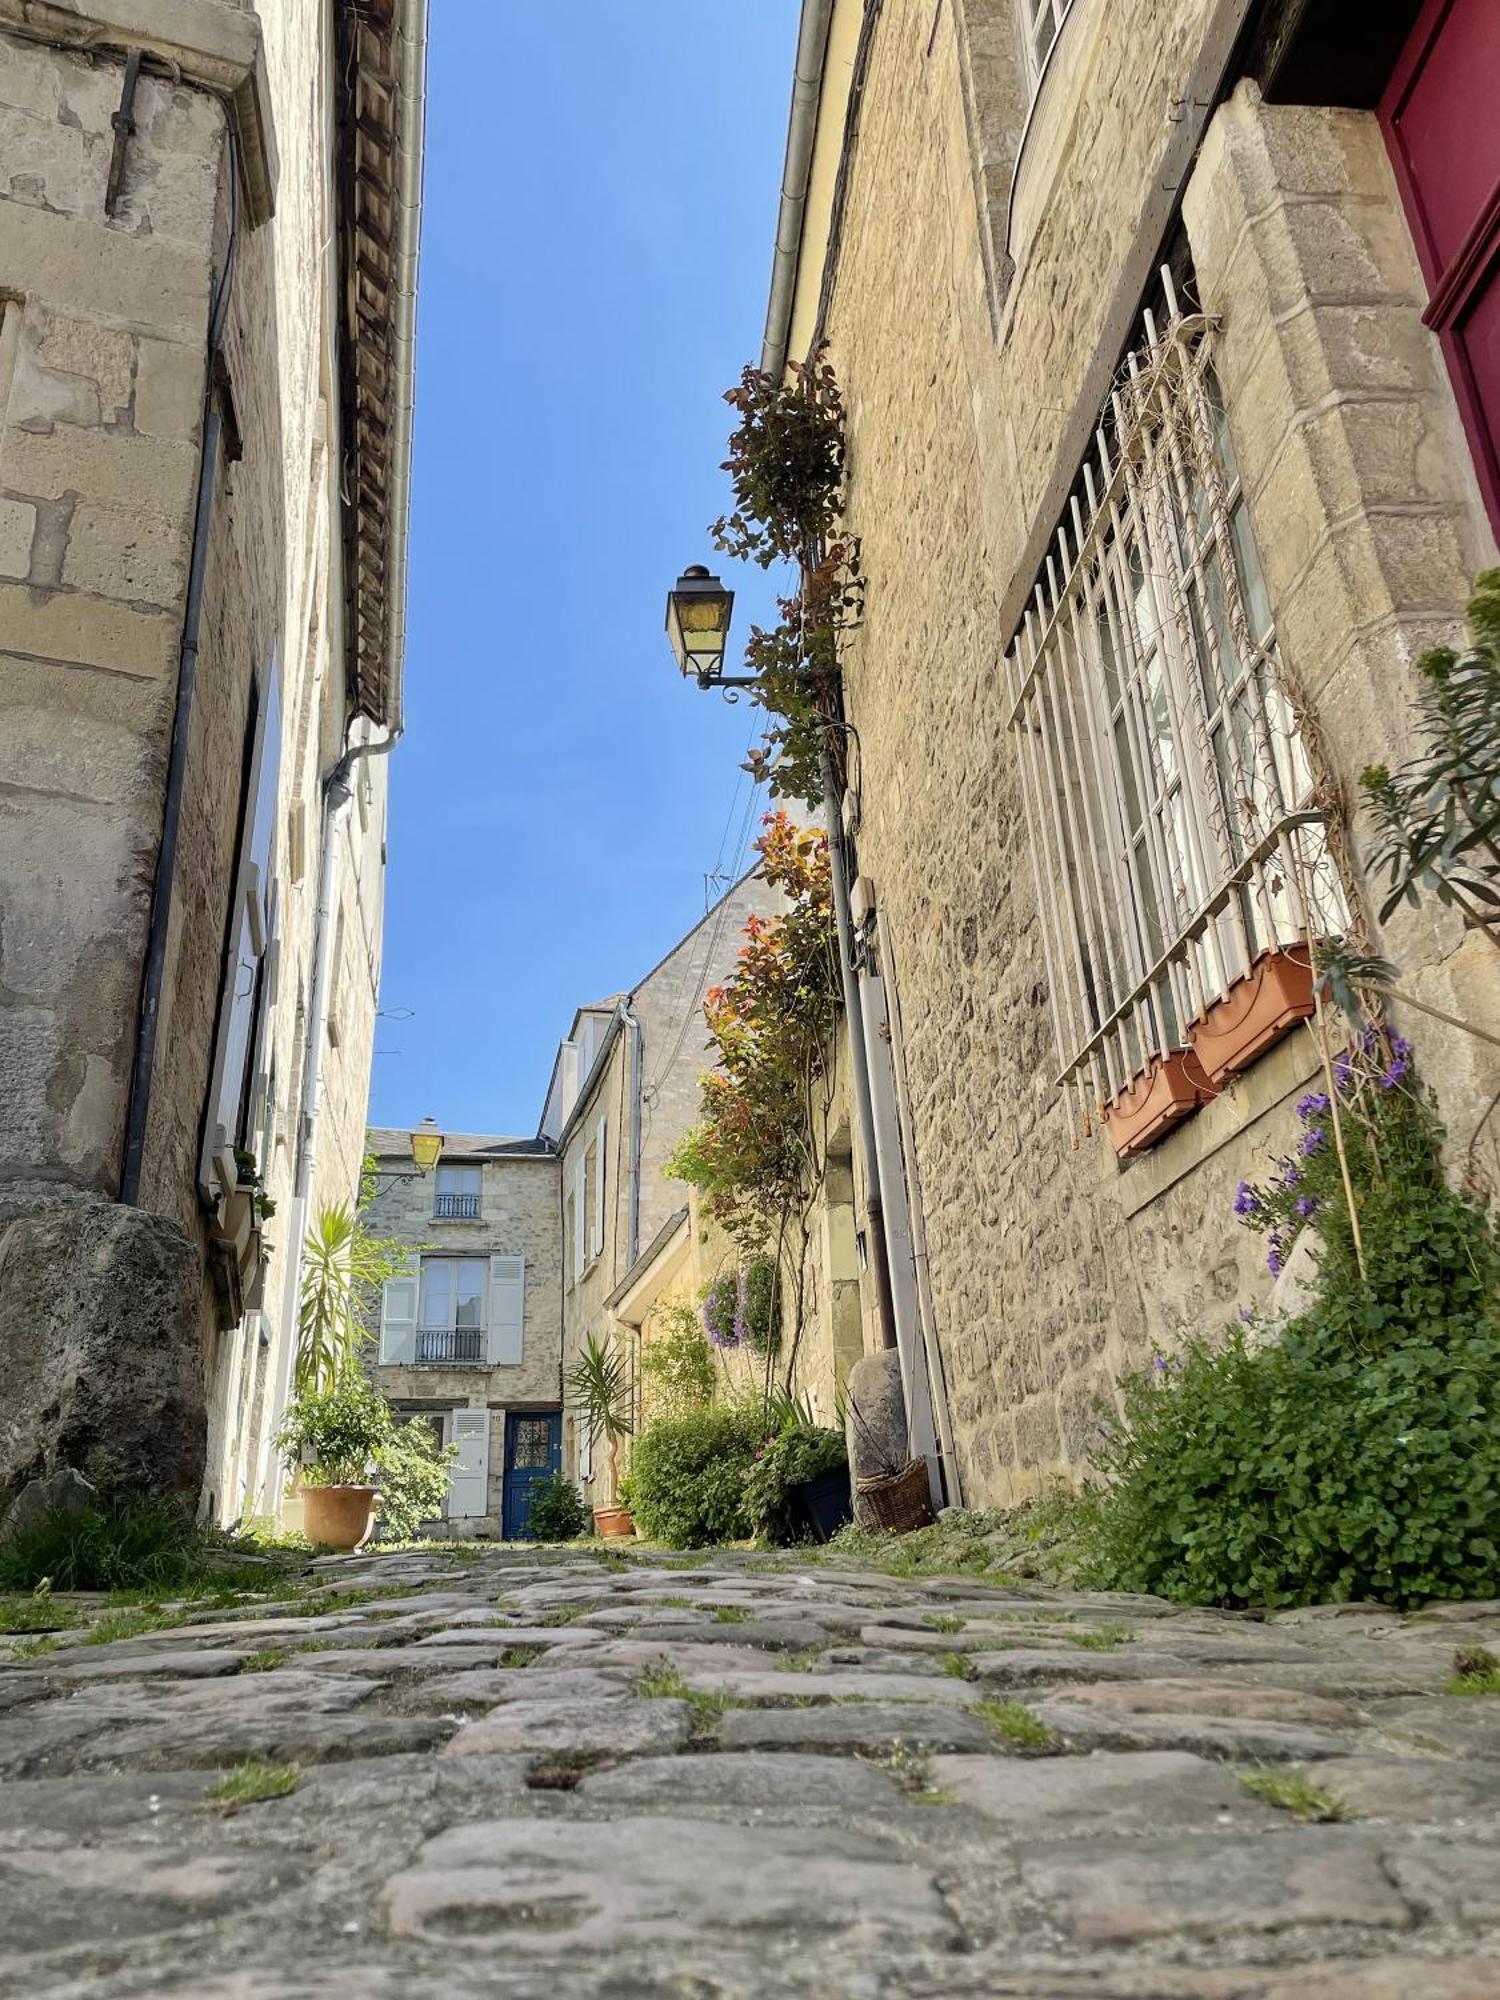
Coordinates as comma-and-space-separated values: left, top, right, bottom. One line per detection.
4, 1547, 1500, 1996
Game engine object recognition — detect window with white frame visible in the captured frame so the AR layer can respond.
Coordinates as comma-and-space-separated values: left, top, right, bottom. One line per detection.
1018, 0, 1071, 83
417, 1256, 486, 1364
434, 1161, 481, 1220
1004, 267, 1344, 1140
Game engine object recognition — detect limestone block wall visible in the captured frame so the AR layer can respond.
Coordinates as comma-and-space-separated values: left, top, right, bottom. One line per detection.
0, 34, 221, 1214
361, 1150, 563, 1531
805, 0, 1500, 1504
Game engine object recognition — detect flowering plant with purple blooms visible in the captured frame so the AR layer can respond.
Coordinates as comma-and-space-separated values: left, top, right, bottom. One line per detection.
1234, 1027, 1421, 1277
701, 1272, 742, 1349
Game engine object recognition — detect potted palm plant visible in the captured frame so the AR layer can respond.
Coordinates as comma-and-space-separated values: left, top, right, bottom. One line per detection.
565, 1332, 635, 1537
274, 1375, 393, 1551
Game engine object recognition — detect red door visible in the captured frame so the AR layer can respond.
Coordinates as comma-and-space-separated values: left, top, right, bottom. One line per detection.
1381, 0, 1500, 536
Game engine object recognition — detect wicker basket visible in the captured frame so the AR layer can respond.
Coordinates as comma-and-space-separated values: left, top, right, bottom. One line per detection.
856, 1458, 934, 1534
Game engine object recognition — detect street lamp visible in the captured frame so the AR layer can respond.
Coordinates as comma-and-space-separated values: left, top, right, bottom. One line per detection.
408, 1118, 444, 1175
664, 565, 745, 688
368, 1118, 445, 1195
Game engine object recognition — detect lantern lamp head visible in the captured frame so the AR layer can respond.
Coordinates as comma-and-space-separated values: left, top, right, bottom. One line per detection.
665, 564, 735, 683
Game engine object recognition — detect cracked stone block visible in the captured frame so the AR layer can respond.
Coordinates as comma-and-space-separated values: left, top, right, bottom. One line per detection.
0, 1840, 308, 1956
403, 1667, 631, 1711
578, 1750, 908, 1815
927, 1749, 1274, 1838
440, 1697, 694, 1759
1029, 1696, 1357, 1762
0, 495, 36, 579
382, 1814, 958, 1951
1018, 1830, 1415, 1944
719, 1699, 995, 1755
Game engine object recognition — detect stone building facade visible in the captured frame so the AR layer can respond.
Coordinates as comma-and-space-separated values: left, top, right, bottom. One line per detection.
361, 1132, 561, 1538
758, 0, 1500, 1505
0, 0, 425, 1528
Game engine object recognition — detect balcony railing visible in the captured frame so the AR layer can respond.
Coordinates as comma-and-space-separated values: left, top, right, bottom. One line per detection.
434, 1192, 480, 1219
416, 1327, 485, 1365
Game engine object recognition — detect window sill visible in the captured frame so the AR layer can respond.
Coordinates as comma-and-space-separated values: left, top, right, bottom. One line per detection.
429, 1215, 485, 1227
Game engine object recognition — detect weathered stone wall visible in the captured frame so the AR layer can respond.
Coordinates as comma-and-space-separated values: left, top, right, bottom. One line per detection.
0, 33, 221, 1216
808, 0, 1500, 1504
360, 1149, 563, 1532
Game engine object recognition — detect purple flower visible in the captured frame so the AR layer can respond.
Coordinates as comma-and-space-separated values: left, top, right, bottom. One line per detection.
1153, 1354, 1168, 1374
1333, 1055, 1355, 1093
1297, 1091, 1330, 1122
1379, 1056, 1410, 1091
1267, 1250, 1284, 1276
1295, 1195, 1318, 1218
1233, 1181, 1261, 1218
1300, 1125, 1327, 1157
1239, 1306, 1254, 1324
1274, 1161, 1302, 1192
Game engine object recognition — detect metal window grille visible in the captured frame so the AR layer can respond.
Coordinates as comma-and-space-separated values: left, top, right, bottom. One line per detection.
1019, 0, 1070, 81
1004, 268, 1344, 1141
434, 1192, 480, 1219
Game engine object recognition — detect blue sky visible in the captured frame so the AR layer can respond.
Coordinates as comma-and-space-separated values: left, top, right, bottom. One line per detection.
369, 0, 802, 1139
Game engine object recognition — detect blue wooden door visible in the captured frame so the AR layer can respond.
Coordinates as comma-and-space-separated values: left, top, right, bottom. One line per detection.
502, 1411, 561, 1539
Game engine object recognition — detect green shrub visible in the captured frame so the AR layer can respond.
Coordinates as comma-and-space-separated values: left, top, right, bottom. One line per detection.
0, 1495, 201, 1594
1085, 1055, 1500, 1609
627, 1407, 763, 1548
526, 1474, 590, 1543
639, 1304, 717, 1420
275, 1376, 392, 1487
742, 1424, 847, 1544
373, 1421, 455, 1540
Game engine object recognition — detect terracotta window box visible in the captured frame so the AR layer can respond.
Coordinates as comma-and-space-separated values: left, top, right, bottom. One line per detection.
1188, 947, 1315, 1086
1103, 1049, 1215, 1159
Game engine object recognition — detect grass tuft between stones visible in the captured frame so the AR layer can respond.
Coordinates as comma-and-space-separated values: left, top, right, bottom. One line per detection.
974, 1698, 1059, 1753
1238, 1766, 1354, 1822
1449, 1645, 1500, 1694
208, 1760, 302, 1810
241, 1647, 287, 1673
636, 1662, 745, 1735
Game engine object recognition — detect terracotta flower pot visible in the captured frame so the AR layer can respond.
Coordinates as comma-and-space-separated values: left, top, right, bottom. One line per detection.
1103, 1048, 1215, 1158
593, 1505, 635, 1540
301, 1484, 378, 1552
1189, 948, 1315, 1085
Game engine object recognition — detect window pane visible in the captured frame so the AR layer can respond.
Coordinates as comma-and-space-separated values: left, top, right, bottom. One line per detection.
455, 1260, 486, 1330
1229, 499, 1273, 645
419, 1260, 453, 1330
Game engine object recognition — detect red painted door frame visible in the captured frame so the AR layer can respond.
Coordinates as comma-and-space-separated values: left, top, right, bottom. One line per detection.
1380, 0, 1500, 538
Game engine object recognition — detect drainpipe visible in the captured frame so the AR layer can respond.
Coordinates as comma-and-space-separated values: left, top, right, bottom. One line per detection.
761, 0, 835, 379
119, 136, 241, 1206
623, 999, 642, 1269
819, 737, 896, 1353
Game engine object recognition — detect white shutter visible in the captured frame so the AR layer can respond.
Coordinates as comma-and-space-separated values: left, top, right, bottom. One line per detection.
486, 1254, 524, 1365
378, 1253, 419, 1363
592, 1116, 607, 1259
200, 655, 282, 1197
573, 1154, 587, 1278
447, 1409, 490, 1519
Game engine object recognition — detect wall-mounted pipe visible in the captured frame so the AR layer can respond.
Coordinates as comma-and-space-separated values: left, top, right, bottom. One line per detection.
761, 0, 835, 380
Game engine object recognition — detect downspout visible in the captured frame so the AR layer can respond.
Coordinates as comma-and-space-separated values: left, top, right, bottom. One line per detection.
819, 737, 896, 1352
760, 0, 835, 379
623, 999, 642, 1268
120, 135, 241, 1206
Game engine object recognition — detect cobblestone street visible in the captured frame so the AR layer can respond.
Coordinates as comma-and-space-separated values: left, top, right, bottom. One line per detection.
4, 1548, 1500, 1996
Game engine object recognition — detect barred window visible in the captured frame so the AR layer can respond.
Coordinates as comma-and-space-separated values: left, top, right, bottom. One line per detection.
1004, 269, 1344, 1141
1019, 0, 1071, 81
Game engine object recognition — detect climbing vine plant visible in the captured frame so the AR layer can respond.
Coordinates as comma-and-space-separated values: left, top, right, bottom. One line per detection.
667, 811, 839, 1377
711, 351, 862, 806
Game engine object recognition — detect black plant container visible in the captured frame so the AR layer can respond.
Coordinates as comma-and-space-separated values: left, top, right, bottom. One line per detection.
795, 1464, 853, 1544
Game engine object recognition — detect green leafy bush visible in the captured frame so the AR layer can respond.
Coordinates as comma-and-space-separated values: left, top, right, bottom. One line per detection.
627, 1408, 764, 1548
743, 1424, 847, 1544
639, 1304, 717, 1420
373, 1421, 455, 1540
526, 1474, 590, 1543
1086, 1052, 1500, 1608
275, 1376, 392, 1487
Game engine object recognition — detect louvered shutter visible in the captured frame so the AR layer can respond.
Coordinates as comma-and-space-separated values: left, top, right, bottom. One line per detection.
379, 1253, 419, 1363
592, 1116, 607, 1259
486, 1255, 525, 1365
